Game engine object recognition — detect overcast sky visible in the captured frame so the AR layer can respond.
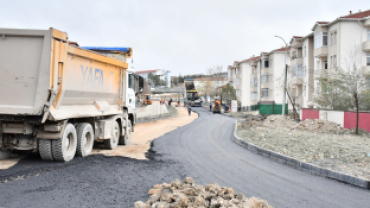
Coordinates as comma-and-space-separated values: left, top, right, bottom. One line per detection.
1, 0, 368, 75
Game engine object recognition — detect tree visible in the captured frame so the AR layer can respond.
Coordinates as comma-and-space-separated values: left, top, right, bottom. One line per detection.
313, 45, 370, 134
206, 65, 226, 99
221, 83, 237, 105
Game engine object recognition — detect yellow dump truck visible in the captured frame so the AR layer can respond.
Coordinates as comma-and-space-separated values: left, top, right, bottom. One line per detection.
0, 28, 142, 162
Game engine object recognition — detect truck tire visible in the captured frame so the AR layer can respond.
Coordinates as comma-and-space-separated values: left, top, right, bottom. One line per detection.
104, 121, 119, 150
52, 123, 77, 162
39, 140, 54, 161
76, 123, 94, 157
119, 120, 132, 145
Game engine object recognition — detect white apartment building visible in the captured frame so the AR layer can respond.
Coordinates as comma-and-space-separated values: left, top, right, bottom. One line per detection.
294, 10, 370, 108
229, 9, 370, 111
228, 47, 291, 109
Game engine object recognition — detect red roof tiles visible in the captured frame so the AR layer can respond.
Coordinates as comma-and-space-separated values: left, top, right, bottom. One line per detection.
273, 47, 291, 52
316, 21, 330, 25
340, 9, 370, 19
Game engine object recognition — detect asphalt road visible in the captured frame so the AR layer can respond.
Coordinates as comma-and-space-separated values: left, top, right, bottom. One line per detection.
152, 107, 370, 207
0, 107, 369, 207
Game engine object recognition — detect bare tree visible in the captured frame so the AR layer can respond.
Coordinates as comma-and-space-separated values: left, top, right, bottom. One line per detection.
206, 65, 227, 100
314, 45, 370, 134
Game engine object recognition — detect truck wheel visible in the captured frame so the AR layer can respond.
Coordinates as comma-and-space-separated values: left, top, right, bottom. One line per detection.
52, 123, 77, 162
76, 123, 94, 157
119, 120, 132, 145
39, 140, 54, 161
104, 121, 119, 150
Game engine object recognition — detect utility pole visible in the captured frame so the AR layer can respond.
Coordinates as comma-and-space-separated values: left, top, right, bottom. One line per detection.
275, 35, 288, 115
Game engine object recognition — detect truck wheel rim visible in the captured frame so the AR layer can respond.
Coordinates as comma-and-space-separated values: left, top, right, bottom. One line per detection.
66, 133, 74, 153
113, 125, 118, 143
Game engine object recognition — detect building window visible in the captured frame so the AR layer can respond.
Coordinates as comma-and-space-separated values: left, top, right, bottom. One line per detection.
250, 78, 258, 87
330, 31, 337, 45
367, 54, 370, 66
314, 32, 328, 49
262, 58, 269, 69
292, 64, 304, 77
261, 88, 269, 98
261, 74, 269, 83
251, 91, 258, 101
316, 60, 320, 70
367, 29, 370, 41
304, 46, 307, 57
324, 61, 328, 69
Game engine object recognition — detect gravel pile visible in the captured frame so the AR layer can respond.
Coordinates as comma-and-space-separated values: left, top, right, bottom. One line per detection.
262, 115, 298, 128
290, 119, 347, 133
135, 177, 272, 208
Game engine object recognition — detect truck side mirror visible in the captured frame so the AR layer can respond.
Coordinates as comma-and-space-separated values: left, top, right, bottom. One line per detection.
139, 77, 144, 89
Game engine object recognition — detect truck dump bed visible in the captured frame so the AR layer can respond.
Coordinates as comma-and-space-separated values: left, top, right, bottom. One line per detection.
0, 28, 130, 122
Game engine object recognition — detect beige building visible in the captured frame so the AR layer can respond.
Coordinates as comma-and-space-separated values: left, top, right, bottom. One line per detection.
230, 9, 370, 112
292, 10, 370, 109
228, 47, 291, 109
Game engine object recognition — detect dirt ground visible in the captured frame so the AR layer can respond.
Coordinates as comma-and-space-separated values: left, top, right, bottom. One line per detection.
0, 107, 197, 170
91, 107, 197, 159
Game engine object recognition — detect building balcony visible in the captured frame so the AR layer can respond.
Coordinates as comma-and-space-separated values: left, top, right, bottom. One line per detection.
363, 41, 370, 52
261, 82, 273, 89
250, 62, 257, 67
291, 56, 302, 66
289, 76, 303, 86
365, 18, 370, 27
364, 66, 370, 75
291, 41, 302, 49
313, 69, 328, 79
261, 68, 271, 75
314, 46, 328, 57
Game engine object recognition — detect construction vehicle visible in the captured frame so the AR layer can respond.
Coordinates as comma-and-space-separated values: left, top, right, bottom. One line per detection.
212, 96, 222, 113
0, 28, 143, 162
143, 94, 152, 105
184, 79, 202, 107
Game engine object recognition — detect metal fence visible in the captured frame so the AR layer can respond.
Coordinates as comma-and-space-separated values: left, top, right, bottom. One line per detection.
237, 103, 288, 115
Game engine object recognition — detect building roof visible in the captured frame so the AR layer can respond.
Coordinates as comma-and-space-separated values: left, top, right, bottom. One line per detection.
135, 69, 158, 74
272, 46, 291, 52
292, 36, 303, 39
340, 9, 370, 19
240, 56, 261, 63
316, 21, 330, 25
312, 9, 370, 31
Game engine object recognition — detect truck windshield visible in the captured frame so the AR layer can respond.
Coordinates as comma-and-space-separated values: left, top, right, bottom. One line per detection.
128, 74, 135, 90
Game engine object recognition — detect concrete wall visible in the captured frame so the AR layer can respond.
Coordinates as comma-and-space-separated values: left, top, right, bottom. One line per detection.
301, 108, 370, 132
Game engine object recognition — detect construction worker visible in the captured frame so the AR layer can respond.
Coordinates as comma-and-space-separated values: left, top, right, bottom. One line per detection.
187, 105, 191, 116
210, 102, 212, 112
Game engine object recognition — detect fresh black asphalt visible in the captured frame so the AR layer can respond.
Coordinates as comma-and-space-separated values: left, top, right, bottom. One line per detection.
0, 107, 369, 207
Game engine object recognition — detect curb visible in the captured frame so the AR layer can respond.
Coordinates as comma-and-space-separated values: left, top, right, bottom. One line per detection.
232, 121, 370, 189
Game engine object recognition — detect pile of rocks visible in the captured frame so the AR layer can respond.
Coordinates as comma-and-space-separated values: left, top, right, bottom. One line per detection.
262, 115, 298, 128
239, 115, 264, 128
290, 119, 346, 133
134, 177, 272, 208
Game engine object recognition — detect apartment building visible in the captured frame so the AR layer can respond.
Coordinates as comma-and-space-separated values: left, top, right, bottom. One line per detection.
228, 47, 290, 109
228, 9, 370, 111
294, 10, 370, 108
